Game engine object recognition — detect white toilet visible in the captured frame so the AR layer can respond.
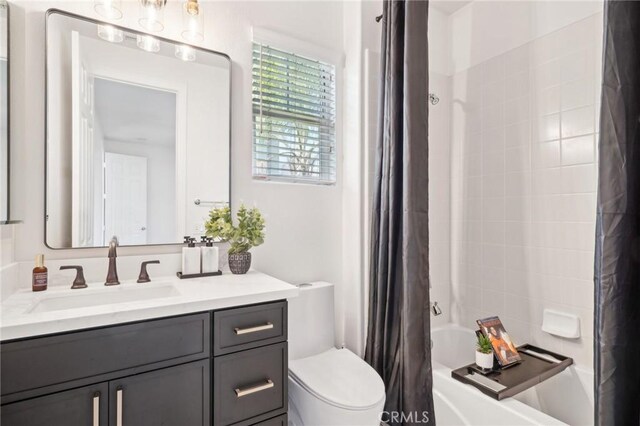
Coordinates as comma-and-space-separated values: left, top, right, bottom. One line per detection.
287, 282, 386, 425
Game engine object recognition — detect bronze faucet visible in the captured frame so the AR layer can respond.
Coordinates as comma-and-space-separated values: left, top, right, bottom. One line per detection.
105, 236, 120, 286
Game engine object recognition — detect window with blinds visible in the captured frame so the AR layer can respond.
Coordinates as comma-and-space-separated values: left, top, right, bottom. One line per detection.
252, 42, 336, 184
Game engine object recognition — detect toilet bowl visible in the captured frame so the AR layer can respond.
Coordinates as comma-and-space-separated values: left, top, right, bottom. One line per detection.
287, 282, 385, 425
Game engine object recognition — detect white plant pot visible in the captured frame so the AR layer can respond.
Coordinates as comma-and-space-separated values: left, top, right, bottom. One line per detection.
475, 350, 494, 369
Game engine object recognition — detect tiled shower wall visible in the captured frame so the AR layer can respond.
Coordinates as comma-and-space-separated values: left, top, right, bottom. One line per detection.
429, 72, 452, 328
450, 14, 602, 367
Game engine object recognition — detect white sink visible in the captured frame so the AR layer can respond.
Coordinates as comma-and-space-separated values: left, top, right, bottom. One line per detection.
28, 284, 181, 313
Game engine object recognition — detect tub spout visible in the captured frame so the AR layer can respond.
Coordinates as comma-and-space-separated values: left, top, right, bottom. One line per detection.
431, 301, 443, 316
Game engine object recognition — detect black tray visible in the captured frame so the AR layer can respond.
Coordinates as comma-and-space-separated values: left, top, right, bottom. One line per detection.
176, 271, 222, 279
451, 344, 573, 400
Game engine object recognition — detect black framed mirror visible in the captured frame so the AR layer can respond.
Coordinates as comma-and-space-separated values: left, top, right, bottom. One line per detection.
0, 0, 9, 224
45, 10, 231, 249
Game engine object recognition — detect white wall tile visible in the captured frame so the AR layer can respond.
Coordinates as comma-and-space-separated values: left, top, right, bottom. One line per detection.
561, 106, 595, 138
536, 113, 561, 142
482, 173, 505, 197
561, 78, 595, 111
482, 127, 506, 151
505, 171, 531, 197
532, 140, 561, 168
535, 85, 561, 116
482, 149, 504, 175
505, 145, 531, 172
533, 59, 561, 89
504, 96, 531, 125
505, 121, 531, 148
561, 134, 595, 166
505, 70, 530, 100
483, 197, 506, 221
482, 80, 506, 107
450, 13, 600, 369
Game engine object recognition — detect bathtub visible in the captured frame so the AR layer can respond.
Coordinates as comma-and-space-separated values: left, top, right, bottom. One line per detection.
431, 324, 594, 426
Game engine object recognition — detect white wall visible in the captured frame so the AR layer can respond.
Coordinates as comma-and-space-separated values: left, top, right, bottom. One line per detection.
449, 6, 602, 368
0, 224, 13, 267
8, 1, 345, 299
103, 138, 176, 244
449, 0, 603, 74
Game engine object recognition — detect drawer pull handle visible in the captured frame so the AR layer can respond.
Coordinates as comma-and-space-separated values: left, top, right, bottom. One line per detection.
235, 379, 274, 397
234, 322, 274, 335
93, 392, 100, 426
116, 387, 123, 426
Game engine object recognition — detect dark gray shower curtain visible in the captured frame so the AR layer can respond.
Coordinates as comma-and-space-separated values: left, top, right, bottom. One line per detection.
595, 1, 640, 425
364, 1, 434, 425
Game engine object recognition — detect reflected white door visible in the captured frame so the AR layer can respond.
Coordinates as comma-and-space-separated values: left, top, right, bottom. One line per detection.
71, 30, 96, 247
104, 153, 147, 245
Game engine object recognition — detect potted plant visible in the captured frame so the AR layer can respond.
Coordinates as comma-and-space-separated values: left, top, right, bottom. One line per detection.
204, 204, 265, 275
476, 334, 494, 370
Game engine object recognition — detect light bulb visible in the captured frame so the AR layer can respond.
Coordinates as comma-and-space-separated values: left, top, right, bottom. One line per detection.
97, 24, 124, 43
137, 34, 160, 53
139, 0, 166, 32
94, 0, 123, 20
181, 0, 204, 42
175, 45, 196, 62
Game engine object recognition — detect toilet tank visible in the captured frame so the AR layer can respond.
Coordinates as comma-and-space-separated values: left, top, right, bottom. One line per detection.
288, 281, 335, 360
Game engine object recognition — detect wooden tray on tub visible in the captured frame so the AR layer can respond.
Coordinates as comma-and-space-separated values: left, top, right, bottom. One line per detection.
451, 344, 573, 400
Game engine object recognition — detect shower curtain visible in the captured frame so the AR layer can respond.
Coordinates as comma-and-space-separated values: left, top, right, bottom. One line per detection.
364, 1, 434, 425
595, 1, 640, 425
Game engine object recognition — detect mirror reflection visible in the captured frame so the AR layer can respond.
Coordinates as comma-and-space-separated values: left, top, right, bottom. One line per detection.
45, 11, 230, 248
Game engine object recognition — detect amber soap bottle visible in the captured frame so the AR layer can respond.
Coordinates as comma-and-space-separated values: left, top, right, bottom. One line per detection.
32, 254, 48, 292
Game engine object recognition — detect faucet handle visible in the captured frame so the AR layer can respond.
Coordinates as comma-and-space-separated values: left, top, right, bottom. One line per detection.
60, 266, 87, 289
137, 260, 160, 283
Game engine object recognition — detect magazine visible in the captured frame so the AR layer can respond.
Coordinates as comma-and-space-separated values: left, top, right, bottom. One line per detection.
477, 316, 521, 366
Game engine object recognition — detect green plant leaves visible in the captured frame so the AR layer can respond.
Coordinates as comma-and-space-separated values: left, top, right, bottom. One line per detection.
477, 333, 493, 354
203, 204, 266, 254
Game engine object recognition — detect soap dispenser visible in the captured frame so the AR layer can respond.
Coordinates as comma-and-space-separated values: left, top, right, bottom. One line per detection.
182, 237, 200, 275
201, 237, 219, 274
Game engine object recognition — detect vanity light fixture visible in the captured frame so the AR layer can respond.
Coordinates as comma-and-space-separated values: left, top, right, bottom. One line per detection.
97, 24, 124, 43
137, 34, 160, 52
181, 0, 204, 42
94, 0, 123, 20
175, 44, 196, 61
139, 0, 167, 33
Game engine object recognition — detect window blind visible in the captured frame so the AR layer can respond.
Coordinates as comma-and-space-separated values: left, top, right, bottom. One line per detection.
252, 42, 336, 184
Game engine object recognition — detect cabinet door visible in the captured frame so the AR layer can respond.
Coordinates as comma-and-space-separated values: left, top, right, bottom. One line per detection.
109, 359, 210, 426
1, 383, 108, 426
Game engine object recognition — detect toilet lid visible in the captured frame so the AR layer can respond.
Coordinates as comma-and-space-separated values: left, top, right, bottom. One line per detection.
289, 348, 386, 410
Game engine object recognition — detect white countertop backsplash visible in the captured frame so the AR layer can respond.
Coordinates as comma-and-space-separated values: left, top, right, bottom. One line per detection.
0, 253, 298, 341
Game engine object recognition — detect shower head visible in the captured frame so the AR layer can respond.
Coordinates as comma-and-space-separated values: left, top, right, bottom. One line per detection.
429, 93, 440, 105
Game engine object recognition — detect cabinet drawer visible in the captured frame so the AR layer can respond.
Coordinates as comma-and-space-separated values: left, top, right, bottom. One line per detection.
213, 301, 286, 355
252, 414, 288, 426
1, 313, 210, 400
214, 342, 287, 426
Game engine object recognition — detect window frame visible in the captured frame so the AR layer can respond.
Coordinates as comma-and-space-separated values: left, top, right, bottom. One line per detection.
251, 28, 340, 186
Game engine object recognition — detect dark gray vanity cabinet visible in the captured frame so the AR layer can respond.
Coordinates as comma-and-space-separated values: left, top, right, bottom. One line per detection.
0, 301, 288, 426
1, 361, 209, 426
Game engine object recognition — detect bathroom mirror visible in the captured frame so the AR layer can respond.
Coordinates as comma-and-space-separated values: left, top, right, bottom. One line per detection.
0, 0, 8, 223
45, 10, 230, 249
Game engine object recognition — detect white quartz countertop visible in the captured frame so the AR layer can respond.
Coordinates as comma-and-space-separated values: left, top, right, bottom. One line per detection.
0, 271, 299, 341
